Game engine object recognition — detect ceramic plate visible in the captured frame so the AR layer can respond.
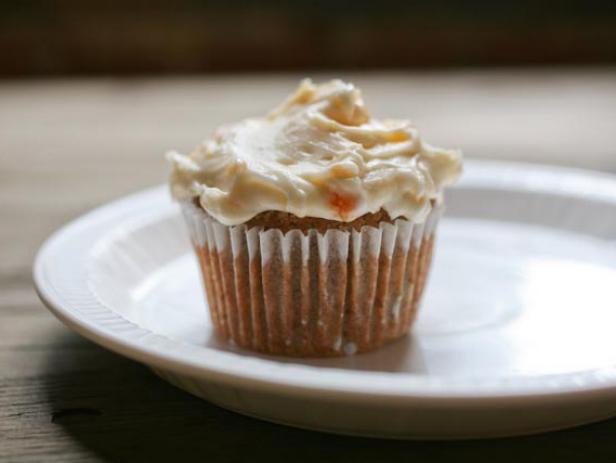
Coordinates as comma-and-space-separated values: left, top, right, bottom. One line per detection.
34, 160, 616, 439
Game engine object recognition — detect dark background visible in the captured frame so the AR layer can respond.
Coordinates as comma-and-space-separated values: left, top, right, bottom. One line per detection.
2, 0, 616, 77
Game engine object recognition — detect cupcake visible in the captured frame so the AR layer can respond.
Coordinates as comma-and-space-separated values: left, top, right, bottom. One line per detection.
168, 79, 462, 357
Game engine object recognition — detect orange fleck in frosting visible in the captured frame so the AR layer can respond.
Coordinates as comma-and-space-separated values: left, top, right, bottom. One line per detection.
329, 191, 357, 220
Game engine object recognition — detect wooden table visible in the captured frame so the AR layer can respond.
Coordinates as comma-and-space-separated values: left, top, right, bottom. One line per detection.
2, 70, 616, 462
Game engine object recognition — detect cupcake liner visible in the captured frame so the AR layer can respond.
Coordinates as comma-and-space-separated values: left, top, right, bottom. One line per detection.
181, 201, 441, 357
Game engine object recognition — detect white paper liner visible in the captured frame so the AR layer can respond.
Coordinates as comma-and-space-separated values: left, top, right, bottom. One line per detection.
181, 201, 442, 357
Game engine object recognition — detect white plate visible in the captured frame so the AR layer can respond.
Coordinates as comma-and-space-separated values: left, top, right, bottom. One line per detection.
34, 160, 616, 439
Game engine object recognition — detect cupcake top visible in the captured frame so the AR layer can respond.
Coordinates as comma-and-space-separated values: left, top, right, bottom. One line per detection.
168, 79, 462, 226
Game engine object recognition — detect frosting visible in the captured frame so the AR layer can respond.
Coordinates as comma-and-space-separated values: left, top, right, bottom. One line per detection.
168, 79, 462, 225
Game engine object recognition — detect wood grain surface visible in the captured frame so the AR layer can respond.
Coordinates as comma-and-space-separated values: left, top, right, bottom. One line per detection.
2, 71, 616, 462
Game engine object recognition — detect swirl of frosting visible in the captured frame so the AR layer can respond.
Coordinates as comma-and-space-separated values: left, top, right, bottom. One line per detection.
168, 79, 462, 225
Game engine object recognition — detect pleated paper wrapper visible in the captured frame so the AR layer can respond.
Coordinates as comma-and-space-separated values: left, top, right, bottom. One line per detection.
181, 201, 441, 357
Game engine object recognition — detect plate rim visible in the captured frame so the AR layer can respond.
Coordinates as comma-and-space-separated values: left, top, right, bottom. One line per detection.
34, 160, 616, 403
